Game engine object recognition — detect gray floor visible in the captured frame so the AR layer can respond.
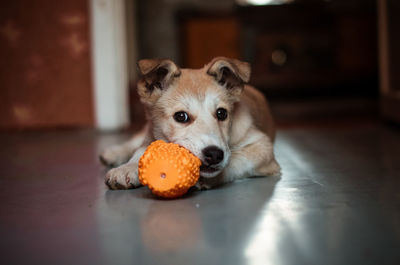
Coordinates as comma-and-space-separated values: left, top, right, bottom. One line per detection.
0, 121, 399, 265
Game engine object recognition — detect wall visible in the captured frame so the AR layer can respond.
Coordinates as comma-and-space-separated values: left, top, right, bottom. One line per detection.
0, 0, 94, 129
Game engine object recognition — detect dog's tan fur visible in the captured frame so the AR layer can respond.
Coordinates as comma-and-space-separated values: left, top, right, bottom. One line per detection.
101, 57, 280, 190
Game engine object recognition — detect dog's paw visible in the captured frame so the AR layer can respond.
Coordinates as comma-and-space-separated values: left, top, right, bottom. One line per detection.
194, 180, 214, 190
195, 174, 224, 190
105, 164, 141, 190
100, 146, 129, 167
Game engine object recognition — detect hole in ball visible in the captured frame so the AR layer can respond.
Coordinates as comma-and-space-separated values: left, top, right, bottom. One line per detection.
160, 172, 166, 179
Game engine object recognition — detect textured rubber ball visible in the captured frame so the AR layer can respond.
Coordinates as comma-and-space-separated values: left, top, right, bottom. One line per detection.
138, 140, 201, 198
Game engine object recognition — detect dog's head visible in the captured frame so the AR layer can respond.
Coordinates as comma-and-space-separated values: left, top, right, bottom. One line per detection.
137, 57, 251, 178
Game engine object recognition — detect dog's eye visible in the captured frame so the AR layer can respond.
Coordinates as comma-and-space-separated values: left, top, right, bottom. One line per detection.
216, 108, 228, 121
174, 111, 190, 123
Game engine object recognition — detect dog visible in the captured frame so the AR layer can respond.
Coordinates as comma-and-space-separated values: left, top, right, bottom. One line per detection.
100, 57, 280, 190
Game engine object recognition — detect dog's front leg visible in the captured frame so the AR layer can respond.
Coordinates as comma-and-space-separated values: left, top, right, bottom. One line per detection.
105, 146, 147, 189
222, 131, 281, 184
100, 124, 149, 167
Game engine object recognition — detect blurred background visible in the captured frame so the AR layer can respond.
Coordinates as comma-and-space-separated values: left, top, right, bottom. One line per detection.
0, 0, 399, 130
1, 3, 400, 264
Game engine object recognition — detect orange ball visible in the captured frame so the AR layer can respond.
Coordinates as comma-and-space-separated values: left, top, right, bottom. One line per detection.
138, 140, 201, 198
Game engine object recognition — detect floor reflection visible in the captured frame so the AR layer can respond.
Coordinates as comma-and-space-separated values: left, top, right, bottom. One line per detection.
141, 201, 203, 253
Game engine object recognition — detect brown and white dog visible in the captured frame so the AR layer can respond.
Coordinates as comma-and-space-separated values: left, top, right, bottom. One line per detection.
100, 57, 280, 190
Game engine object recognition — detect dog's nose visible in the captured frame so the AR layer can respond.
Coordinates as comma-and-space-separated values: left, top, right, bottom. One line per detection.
202, 146, 224, 166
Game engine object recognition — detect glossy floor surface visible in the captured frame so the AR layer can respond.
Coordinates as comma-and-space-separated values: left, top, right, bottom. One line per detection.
1, 121, 399, 265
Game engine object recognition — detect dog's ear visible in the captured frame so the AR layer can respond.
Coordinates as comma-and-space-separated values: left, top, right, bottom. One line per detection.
206, 57, 251, 99
137, 58, 181, 105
